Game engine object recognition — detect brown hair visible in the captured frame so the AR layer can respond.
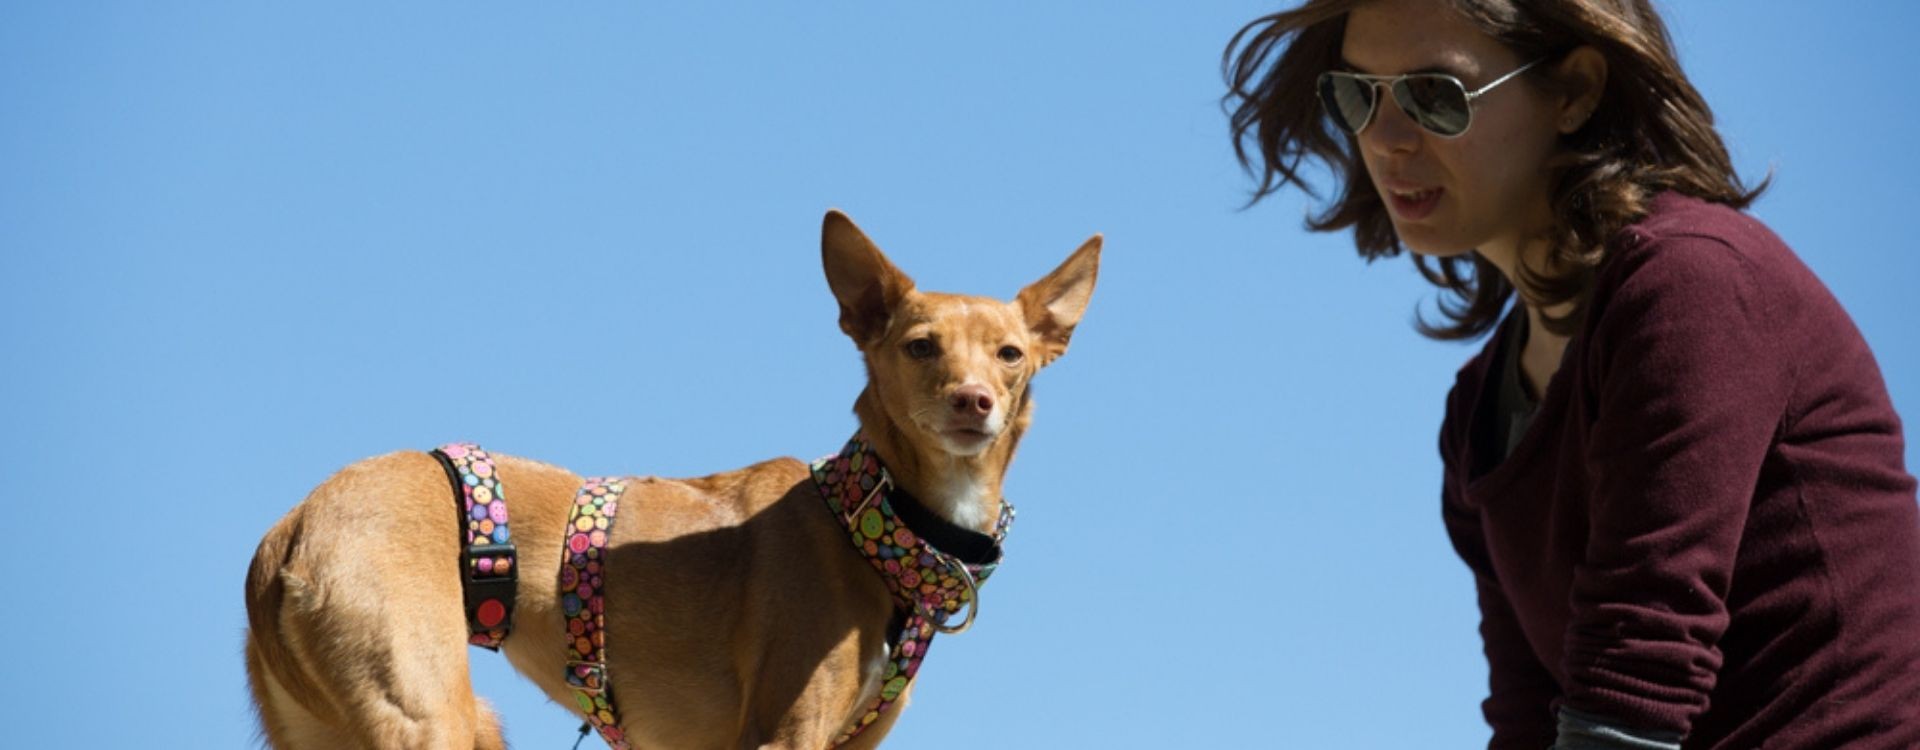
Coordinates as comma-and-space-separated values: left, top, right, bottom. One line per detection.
1223, 0, 1765, 339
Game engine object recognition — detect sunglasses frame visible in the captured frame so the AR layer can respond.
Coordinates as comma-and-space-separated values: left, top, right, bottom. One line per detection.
1318, 58, 1544, 138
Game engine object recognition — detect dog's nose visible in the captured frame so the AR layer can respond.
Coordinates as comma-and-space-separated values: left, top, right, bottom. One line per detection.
949, 385, 993, 416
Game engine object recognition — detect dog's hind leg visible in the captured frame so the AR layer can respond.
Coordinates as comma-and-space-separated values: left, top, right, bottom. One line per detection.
245, 451, 509, 750
247, 634, 356, 749
311, 605, 505, 750
250, 620, 504, 750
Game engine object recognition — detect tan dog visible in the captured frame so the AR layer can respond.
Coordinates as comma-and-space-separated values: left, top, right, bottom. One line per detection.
243, 210, 1101, 749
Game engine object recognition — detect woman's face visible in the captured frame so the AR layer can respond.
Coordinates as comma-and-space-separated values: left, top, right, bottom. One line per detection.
1340, 0, 1564, 261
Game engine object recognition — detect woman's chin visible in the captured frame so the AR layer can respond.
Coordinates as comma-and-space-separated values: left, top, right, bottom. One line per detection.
1399, 234, 1476, 259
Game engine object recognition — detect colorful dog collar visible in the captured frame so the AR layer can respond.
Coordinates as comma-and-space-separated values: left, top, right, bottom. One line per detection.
430, 443, 519, 650
810, 435, 1013, 745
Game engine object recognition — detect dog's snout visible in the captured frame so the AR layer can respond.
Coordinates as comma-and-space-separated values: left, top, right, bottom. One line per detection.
949, 385, 993, 416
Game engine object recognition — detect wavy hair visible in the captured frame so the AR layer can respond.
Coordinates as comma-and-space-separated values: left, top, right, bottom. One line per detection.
1223, 0, 1766, 339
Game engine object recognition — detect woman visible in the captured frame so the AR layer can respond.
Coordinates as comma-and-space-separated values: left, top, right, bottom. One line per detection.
1223, 1, 1920, 748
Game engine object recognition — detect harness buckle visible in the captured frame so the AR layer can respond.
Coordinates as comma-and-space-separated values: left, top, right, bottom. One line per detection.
465, 542, 519, 575
462, 541, 519, 636
566, 660, 610, 695
845, 472, 893, 526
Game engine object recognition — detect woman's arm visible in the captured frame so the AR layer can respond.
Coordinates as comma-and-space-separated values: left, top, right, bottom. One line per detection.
1565, 236, 1793, 736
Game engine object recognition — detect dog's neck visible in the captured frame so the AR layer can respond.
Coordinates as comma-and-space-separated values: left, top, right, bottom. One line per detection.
851, 386, 1026, 534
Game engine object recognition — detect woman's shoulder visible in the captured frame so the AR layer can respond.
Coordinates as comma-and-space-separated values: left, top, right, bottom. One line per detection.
1602, 191, 1809, 298
1583, 191, 1845, 345
1621, 190, 1770, 245
1580, 191, 1868, 412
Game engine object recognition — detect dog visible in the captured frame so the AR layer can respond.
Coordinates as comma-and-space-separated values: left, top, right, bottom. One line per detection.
243, 210, 1101, 749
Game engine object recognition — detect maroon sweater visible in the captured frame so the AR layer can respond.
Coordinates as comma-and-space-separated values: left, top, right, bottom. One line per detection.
1440, 192, 1920, 749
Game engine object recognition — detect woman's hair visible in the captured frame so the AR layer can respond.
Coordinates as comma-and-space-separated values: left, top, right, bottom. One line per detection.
1223, 0, 1765, 339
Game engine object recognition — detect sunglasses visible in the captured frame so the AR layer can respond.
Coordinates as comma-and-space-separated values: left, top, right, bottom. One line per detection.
1317, 58, 1543, 138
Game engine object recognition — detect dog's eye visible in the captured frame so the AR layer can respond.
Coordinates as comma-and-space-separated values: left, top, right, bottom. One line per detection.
905, 338, 938, 359
997, 345, 1024, 364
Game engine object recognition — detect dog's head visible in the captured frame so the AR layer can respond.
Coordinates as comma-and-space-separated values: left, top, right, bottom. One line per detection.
822, 210, 1099, 459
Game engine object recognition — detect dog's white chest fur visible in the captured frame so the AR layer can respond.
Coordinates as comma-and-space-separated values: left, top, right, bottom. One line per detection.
930, 473, 992, 531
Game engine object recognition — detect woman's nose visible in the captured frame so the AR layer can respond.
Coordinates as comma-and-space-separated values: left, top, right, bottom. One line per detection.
1361, 86, 1422, 156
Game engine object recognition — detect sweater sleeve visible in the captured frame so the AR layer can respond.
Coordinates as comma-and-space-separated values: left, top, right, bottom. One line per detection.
1564, 236, 1793, 734
1441, 409, 1560, 750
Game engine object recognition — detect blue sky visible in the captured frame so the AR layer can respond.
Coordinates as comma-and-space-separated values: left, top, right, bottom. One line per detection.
3, 2, 1915, 748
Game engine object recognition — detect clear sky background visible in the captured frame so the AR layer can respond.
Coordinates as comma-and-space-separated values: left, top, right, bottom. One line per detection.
3, 2, 1916, 748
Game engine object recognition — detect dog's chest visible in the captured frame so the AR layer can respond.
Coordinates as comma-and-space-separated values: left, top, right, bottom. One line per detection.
931, 474, 992, 531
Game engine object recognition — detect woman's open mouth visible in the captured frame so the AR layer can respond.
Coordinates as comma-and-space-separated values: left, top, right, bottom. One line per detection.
1386, 186, 1442, 221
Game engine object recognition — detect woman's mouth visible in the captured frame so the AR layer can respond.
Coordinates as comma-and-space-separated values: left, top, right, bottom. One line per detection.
1385, 186, 1443, 221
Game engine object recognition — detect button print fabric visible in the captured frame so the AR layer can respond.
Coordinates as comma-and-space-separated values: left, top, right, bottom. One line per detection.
434, 442, 518, 649
563, 476, 631, 750
810, 435, 1013, 746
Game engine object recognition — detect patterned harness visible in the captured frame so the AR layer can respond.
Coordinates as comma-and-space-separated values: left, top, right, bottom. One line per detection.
429, 437, 1011, 749
809, 435, 1013, 745
429, 444, 519, 650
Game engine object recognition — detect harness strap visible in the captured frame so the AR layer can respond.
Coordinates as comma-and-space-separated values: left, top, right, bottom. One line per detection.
430, 443, 519, 650
563, 477, 632, 750
810, 435, 1013, 746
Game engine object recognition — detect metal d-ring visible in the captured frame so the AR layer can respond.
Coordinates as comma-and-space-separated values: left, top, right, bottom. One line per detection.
917, 558, 980, 635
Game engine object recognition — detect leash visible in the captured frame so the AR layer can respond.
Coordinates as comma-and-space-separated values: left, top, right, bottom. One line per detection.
810, 434, 1013, 745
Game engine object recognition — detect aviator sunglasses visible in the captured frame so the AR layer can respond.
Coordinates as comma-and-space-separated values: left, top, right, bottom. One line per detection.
1317, 58, 1543, 138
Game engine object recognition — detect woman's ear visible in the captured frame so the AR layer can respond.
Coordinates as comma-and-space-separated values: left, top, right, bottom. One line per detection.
1554, 46, 1608, 133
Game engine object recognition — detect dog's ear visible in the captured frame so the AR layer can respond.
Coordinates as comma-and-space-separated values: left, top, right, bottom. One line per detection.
1016, 234, 1101, 367
822, 210, 916, 348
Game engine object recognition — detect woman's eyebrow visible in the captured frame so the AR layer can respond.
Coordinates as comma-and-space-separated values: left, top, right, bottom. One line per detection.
1334, 58, 1463, 77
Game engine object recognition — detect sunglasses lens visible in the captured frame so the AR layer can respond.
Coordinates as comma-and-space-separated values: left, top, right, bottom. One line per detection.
1396, 75, 1471, 136
1318, 73, 1376, 134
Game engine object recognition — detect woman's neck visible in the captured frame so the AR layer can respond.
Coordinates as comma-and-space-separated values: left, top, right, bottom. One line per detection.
1480, 235, 1572, 399
1518, 304, 1569, 399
